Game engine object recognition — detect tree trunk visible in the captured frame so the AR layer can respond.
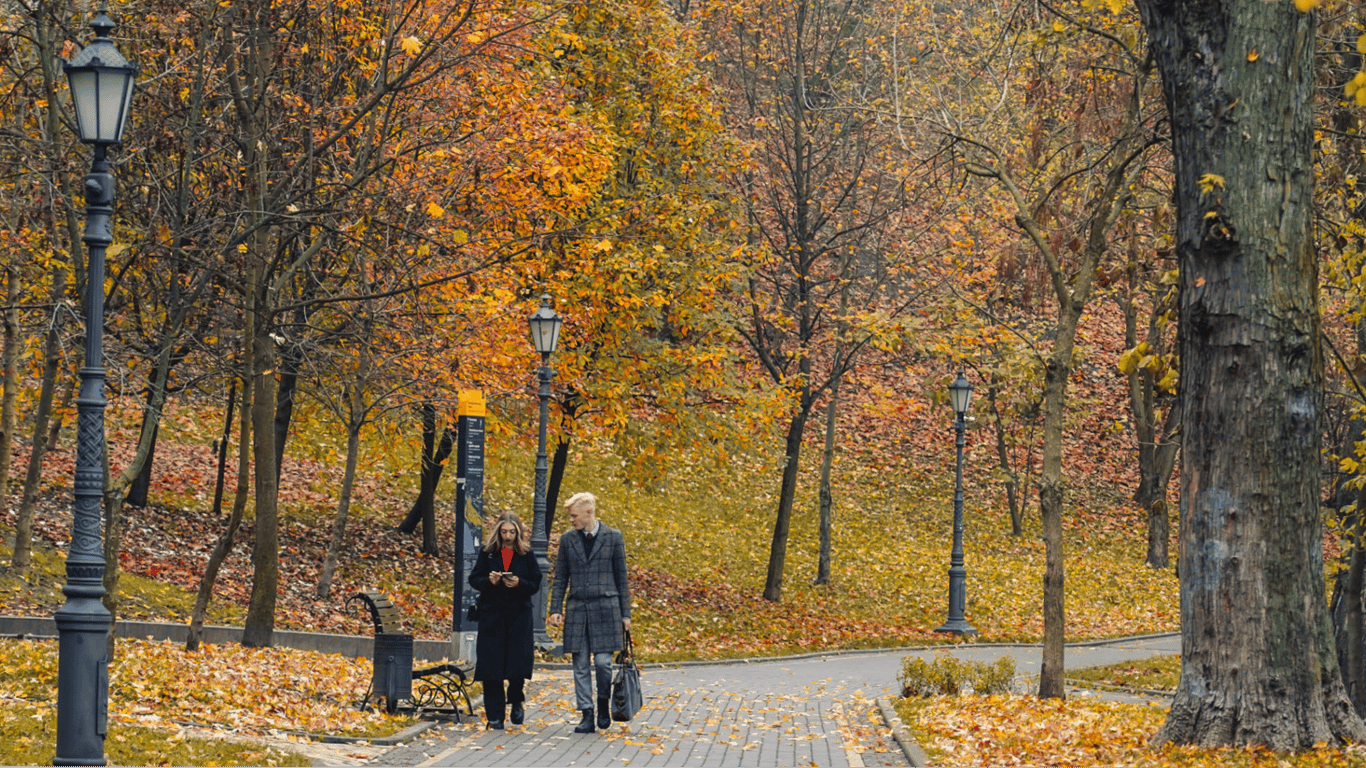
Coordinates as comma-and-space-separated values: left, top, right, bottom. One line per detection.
317, 411, 361, 598
125, 414, 158, 508
243, 316, 280, 648
1344, 494, 1366, 713
1137, 0, 1366, 747
396, 404, 453, 555
12, 268, 66, 578
1038, 347, 1073, 700
814, 378, 839, 586
984, 378, 1023, 536
187, 377, 245, 651
273, 364, 297, 480
546, 435, 570, 539
763, 406, 809, 602
0, 266, 19, 509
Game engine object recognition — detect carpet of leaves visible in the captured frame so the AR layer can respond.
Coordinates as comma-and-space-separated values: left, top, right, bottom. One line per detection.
0, 634, 407, 743
900, 694, 1366, 767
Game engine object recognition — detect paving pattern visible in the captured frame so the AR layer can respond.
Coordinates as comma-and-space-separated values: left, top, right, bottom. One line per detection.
371, 635, 1179, 767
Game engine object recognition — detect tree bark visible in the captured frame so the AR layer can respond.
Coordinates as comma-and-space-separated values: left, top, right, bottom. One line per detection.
187, 378, 243, 651
243, 297, 280, 648
546, 435, 570, 538
397, 404, 453, 555
12, 268, 66, 578
814, 378, 839, 586
317, 396, 361, 598
1137, 0, 1366, 747
0, 266, 19, 509
763, 406, 809, 602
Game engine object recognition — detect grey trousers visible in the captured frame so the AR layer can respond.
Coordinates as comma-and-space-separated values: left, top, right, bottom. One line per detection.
571, 651, 614, 710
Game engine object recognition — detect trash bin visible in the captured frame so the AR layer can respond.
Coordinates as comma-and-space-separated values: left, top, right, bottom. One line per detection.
373, 633, 414, 713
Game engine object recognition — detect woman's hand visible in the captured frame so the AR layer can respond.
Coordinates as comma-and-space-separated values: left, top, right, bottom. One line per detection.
489, 571, 503, 585
503, 574, 519, 588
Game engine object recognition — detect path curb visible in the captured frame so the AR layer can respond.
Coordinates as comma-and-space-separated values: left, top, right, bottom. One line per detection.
876, 696, 929, 768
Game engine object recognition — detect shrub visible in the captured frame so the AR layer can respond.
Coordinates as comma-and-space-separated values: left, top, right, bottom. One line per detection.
898, 652, 1016, 697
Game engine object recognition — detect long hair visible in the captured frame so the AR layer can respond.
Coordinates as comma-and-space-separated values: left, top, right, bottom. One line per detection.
484, 512, 530, 555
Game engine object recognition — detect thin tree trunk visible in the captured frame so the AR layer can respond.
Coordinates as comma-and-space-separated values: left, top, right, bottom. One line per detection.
243, 279, 280, 648
0, 266, 19, 509
763, 406, 809, 602
546, 435, 570, 538
187, 374, 246, 651
1038, 349, 1070, 700
318, 403, 361, 598
984, 379, 1022, 536
12, 269, 66, 578
814, 379, 839, 586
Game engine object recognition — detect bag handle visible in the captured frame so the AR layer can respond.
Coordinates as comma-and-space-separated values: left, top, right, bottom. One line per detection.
620, 628, 636, 665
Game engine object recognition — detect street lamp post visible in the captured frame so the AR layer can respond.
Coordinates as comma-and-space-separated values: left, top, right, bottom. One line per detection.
934, 372, 977, 636
528, 294, 562, 652
56, 9, 136, 766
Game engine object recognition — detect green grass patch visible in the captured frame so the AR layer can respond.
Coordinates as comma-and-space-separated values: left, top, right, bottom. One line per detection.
1067, 653, 1181, 693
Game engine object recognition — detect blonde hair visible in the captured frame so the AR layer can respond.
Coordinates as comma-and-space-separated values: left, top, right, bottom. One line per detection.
484, 512, 531, 555
564, 491, 597, 515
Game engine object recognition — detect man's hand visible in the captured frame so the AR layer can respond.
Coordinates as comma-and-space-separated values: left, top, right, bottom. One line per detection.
549, 613, 564, 627
623, 618, 631, 632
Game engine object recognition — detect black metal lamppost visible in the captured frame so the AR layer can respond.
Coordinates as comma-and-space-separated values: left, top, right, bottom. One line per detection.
55, 9, 137, 766
528, 294, 562, 651
934, 372, 977, 636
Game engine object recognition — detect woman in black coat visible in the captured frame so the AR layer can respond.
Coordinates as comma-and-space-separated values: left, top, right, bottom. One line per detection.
468, 512, 542, 729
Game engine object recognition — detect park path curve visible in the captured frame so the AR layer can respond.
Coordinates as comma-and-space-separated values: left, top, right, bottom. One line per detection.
371, 634, 1179, 768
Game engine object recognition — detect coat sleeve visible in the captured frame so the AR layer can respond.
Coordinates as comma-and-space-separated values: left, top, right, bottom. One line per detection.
469, 550, 493, 593
613, 532, 631, 619
516, 550, 543, 598
550, 534, 569, 615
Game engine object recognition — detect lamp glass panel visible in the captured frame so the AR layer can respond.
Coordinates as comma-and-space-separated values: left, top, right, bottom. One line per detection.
98, 68, 135, 141
68, 69, 99, 142
948, 376, 972, 414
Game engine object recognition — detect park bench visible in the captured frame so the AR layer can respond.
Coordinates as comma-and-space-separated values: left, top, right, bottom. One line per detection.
347, 591, 475, 720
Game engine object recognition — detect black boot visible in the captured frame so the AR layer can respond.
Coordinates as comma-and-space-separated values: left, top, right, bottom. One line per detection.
574, 708, 595, 733
510, 702, 524, 725
597, 697, 611, 730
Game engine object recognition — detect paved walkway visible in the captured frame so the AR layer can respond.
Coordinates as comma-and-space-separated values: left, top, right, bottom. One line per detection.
370, 634, 1179, 768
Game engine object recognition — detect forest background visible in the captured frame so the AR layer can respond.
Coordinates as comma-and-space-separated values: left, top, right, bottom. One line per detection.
3, 0, 1366, 682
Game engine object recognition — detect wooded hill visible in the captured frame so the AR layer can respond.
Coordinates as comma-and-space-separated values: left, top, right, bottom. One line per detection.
4, 0, 1366, 749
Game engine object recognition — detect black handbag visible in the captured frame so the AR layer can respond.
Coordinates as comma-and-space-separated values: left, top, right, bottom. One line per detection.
611, 630, 643, 722
466, 603, 479, 622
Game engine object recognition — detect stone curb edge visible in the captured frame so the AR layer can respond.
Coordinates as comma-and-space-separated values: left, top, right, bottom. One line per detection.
537, 630, 1182, 671
875, 696, 929, 768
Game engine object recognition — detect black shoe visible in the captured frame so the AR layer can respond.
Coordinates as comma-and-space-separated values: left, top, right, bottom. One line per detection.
597, 698, 611, 730
487, 720, 504, 730
510, 703, 525, 725
574, 708, 595, 733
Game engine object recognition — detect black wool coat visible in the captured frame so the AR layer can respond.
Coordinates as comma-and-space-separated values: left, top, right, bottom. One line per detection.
468, 547, 543, 682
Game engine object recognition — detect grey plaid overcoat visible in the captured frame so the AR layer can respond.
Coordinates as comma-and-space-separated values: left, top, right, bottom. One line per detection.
549, 524, 631, 654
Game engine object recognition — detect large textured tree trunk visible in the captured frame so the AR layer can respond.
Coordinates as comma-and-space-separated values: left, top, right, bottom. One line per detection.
1137, 0, 1366, 747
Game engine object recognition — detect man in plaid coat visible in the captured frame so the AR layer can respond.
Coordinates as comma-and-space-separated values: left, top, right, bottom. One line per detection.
548, 491, 632, 733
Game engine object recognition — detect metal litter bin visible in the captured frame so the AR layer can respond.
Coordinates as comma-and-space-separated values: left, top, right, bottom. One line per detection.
372, 633, 414, 713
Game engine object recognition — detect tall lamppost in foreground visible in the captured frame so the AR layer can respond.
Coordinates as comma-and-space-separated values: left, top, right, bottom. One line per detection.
934, 371, 978, 636
528, 294, 563, 651
56, 9, 136, 765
